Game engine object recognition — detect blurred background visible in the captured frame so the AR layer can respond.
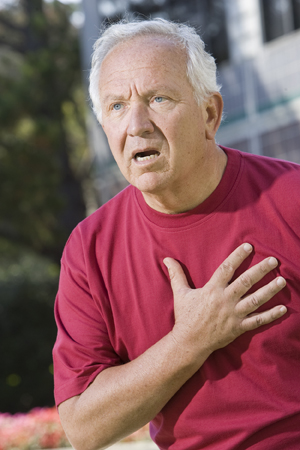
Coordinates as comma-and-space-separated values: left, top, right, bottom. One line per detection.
0, 0, 300, 415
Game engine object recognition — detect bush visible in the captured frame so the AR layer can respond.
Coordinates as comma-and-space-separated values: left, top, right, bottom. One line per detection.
0, 241, 59, 413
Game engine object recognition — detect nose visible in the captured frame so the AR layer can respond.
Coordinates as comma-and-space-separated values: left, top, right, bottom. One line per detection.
126, 103, 154, 137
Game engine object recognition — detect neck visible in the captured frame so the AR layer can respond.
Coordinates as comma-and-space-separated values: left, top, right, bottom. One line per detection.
141, 145, 227, 214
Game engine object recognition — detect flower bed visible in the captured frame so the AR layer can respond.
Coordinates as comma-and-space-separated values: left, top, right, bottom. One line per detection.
0, 408, 69, 450
0, 407, 150, 450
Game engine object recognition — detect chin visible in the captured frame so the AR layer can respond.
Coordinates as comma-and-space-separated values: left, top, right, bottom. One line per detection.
131, 172, 164, 191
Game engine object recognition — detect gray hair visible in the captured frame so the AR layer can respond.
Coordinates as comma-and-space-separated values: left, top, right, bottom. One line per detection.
89, 18, 221, 123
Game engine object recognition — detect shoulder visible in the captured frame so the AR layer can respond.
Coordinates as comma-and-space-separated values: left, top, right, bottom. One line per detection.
62, 185, 136, 260
241, 150, 300, 196
240, 149, 300, 174
223, 146, 300, 192
224, 147, 300, 234
80, 184, 134, 231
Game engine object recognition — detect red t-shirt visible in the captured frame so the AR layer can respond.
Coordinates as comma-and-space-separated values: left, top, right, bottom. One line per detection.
53, 147, 300, 449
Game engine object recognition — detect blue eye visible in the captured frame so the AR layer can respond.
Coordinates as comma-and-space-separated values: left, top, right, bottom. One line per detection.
113, 103, 122, 110
154, 97, 164, 103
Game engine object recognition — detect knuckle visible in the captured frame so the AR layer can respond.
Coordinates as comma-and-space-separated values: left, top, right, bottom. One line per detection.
169, 271, 176, 281
259, 260, 269, 274
255, 314, 264, 327
177, 286, 190, 296
240, 319, 251, 333
221, 261, 235, 277
239, 273, 252, 289
250, 293, 260, 309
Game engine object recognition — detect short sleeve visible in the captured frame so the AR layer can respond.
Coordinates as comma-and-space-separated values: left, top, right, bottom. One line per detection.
52, 227, 122, 406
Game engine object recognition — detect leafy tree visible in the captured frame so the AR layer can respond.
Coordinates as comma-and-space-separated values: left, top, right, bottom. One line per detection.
0, 0, 91, 412
0, 0, 88, 261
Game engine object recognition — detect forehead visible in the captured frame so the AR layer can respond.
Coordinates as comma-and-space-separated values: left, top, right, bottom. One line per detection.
98, 36, 189, 95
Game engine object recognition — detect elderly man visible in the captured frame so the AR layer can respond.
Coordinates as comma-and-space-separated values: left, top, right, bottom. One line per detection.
53, 19, 300, 450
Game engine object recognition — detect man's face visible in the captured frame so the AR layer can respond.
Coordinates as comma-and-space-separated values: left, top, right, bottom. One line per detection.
99, 36, 214, 206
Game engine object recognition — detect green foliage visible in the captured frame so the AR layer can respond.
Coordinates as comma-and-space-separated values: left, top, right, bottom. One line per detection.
0, 239, 59, 413
0, 0, 92, 412
0, 0, 88, 260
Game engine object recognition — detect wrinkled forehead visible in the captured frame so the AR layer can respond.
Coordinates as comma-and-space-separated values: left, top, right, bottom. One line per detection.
101, 35, 187, 73
98, 35, 188, 90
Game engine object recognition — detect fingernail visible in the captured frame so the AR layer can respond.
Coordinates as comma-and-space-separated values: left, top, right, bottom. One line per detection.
243, 243, 252, 252
268, 257, 278, 267
276, 277, 286, 287
163, 258, 170, 269
280, 306, 287, 314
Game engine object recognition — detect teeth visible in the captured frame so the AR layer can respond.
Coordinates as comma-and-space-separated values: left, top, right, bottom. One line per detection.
136, 153, 158, 162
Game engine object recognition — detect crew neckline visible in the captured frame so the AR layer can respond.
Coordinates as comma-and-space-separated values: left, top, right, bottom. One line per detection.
134, 146, 242, 229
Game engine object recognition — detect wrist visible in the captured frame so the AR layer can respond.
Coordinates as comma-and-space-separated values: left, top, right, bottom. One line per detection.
167, 328, 212, 375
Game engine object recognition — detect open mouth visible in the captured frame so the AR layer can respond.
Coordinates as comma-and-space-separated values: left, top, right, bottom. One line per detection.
134, 150, 160, 162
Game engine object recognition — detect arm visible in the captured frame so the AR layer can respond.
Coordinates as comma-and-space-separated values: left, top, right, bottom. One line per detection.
58, 243, 287, 450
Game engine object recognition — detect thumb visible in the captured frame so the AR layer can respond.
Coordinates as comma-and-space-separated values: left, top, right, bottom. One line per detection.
163, 257, 191, 293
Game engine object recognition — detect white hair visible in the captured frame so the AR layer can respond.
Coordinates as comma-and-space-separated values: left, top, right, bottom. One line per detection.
89, 18, 221, 123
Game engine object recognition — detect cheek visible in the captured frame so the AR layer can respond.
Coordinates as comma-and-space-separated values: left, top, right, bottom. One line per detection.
105, 129, 124, 158
166, 122, 193, 152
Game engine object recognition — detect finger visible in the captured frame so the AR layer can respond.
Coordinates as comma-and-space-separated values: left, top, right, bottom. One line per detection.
241, 304, 287, 332
236, 276, 286, 316
227, 256, 279, 300
163, 257, 190, 293
210, 243, 253, 287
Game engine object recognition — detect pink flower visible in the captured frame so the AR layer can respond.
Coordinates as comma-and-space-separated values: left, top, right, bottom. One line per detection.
0, 407, 69, 450
0, 406, 150, 449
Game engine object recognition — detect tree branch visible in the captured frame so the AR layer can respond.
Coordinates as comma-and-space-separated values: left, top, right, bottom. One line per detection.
0, 38, 26, 53
0, 15, 26, 33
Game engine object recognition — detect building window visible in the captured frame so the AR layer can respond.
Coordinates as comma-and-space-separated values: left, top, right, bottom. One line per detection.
261, 0, 300, 41
292, 0, 300, 28
97, 0, 229, 64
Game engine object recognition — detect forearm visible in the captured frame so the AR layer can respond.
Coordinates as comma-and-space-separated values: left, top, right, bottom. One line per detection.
58, 245, 287, 450
59, 330, 210, 450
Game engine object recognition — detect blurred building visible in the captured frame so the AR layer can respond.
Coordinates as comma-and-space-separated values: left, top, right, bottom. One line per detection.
79, 0, 300, 204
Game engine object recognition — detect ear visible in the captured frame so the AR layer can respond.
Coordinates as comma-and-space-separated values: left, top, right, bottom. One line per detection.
204, 93, 223, 141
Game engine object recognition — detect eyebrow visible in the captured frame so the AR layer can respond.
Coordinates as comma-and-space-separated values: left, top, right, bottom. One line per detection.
101, 94, 127, 104
102, 86, 181, 104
